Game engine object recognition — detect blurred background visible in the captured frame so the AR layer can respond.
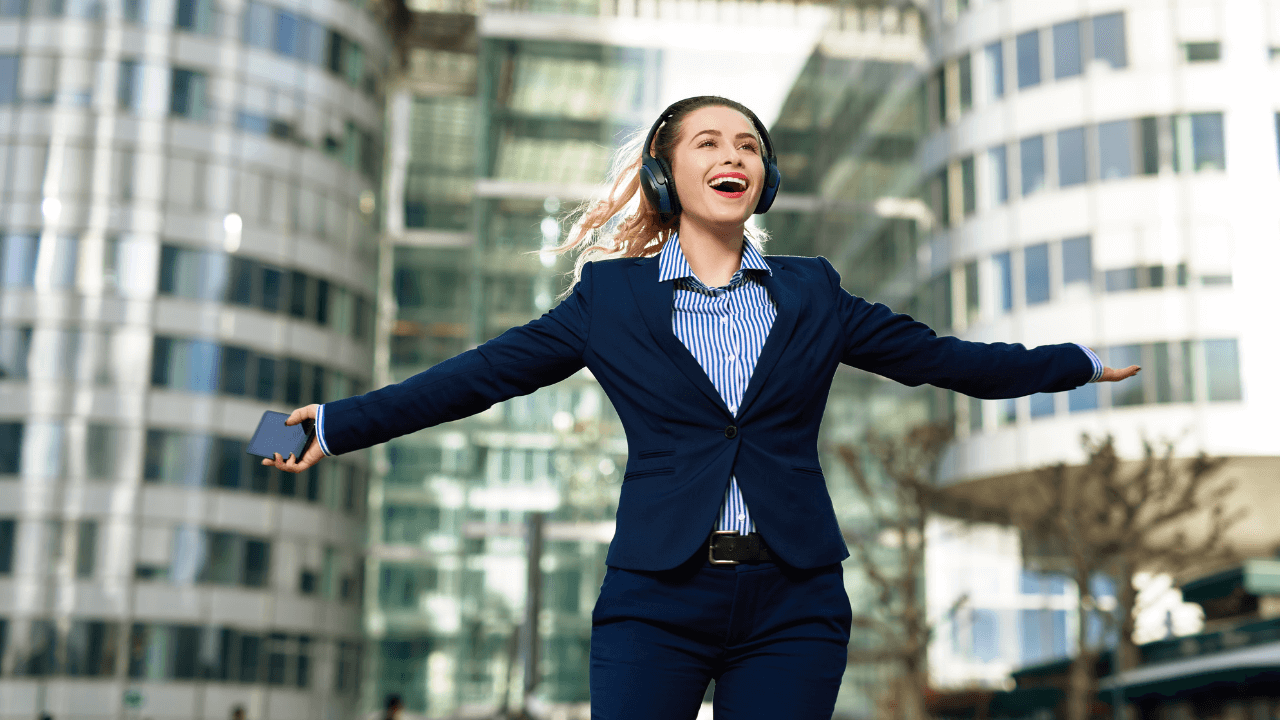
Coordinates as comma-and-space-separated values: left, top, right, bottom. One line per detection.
0, 0, 1278, 718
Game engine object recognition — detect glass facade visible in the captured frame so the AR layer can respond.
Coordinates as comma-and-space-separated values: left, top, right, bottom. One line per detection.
0, 0, 386, 716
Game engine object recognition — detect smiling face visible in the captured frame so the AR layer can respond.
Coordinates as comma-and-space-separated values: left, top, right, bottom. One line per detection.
666, 105, 765, 234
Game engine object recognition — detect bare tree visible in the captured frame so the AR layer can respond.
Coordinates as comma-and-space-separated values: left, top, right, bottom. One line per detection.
1003, 435, 1243, 720
836, 422, 966, 720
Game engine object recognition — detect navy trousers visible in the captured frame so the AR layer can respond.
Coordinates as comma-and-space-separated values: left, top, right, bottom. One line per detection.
589, 555, 852, 719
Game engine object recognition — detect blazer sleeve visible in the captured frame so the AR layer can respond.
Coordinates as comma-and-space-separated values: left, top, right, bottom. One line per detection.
818, 256, 1093, 399
317, 262, 594, 456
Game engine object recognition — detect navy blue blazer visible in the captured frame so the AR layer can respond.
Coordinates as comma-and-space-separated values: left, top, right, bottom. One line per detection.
320, 254, 1093, 571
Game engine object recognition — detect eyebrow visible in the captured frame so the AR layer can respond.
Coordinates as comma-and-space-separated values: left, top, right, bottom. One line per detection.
690, 129, 759, 143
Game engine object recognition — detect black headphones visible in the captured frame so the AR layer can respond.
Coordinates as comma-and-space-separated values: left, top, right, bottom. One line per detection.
637, 98, 782, 220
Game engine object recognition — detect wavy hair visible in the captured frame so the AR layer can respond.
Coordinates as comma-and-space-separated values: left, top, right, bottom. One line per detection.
555, 96, 771, 292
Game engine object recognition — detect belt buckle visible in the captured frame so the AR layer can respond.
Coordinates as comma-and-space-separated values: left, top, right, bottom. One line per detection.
709, 530, 741, 565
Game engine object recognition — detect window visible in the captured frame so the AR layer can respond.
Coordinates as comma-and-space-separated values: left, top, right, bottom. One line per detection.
384, 505, 442, 544
960, 156, 976, 216
1021, 569, 1068, 594
122, 0, 144, 22
1204, 339, 1242, 401
1184, 42, 1220, 62
971, 609, 1000, 662
1053, 20, 1082, 79
299, 18, 326, 65
117, 60, 142, 111
379, 564, 438, 609
0, 55, 17, 105
963, 261, 979, 324
274, 10, 300, 57
1024, 243, 1050, 305
998, 398, 1016, 426
1190, 113, 1225, 171
243, 2, 273, 48
174, 0, 210, 32
150, 337, 220, 394
326, 30, 344, 74
1140, 117, 1159, 175
2, 234, 39, 287
985, 41, 1004, 99
1062, 236, 1092, 286
1068, 383, 1098, 412
75, 520, 96, 577
289, 270, 311, 318
988, 145, 1008, 205
1016, 30, 1041, 89
1109, 345, 1144, 406
18, 620, 59, 675
0, 518, 15, 573
958, 53, 972, 112
1092, 12, 1127, 69
1029, 392, 1054, 418
1057, 126, 1087, 187
169, 68, 208, 120
1020, 135, 1046, 197
66, 621, 118, 676
993, 251, 1013, 313
0, 423, 22, 474
1097, 120, 1133, 179
968, 395, 982, 433
929, 167, 950, 228
0, 326, 32, 379
0, 0, 25, 16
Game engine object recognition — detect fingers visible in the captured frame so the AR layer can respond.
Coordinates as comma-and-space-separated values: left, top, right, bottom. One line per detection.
285, 403, 320, 426
260, 448, 321, 473
1100, 364, 1142, 382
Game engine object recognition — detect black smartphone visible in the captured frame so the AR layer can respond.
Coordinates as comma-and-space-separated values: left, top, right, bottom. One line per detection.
246, 411, 316, 460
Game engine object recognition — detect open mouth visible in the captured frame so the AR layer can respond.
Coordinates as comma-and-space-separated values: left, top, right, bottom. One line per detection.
709, 174, 749, 198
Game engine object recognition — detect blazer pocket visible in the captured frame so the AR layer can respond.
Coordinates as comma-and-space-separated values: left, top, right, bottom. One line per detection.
623, 467, 674, 481
792, 466, 824, 476
637, 449, 675, 459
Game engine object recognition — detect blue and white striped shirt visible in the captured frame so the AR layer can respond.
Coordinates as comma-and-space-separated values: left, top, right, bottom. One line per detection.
658, 234, 775, 535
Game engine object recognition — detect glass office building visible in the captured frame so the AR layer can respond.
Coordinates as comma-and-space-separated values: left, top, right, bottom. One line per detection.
0, 0, 387, 718
370, 1, 932, 717
891, 0, 1280, 693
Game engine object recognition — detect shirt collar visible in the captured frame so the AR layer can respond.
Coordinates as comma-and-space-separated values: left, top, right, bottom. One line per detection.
656, 232, 772, 285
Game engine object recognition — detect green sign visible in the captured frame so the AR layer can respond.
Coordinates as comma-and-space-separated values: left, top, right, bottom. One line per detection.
123, 689, 144, 709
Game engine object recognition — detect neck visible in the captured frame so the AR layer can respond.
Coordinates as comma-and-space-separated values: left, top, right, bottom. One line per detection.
676, 217, 745, 287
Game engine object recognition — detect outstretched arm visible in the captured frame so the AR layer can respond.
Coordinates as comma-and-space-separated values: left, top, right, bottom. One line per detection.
820, 257, 1138, 398
264, 262, 594, 472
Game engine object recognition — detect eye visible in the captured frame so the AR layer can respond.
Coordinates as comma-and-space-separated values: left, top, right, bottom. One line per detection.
699, 139, 716, 148
740, 143, 759, 153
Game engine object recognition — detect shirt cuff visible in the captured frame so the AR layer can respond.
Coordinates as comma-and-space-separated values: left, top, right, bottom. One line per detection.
315, 403, 333, 456
1075, 344, 1104, 383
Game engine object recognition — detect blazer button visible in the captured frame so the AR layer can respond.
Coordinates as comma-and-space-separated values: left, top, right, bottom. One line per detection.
724, 425, 738, 439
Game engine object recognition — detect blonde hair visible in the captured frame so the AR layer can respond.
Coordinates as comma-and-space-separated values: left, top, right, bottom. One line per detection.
554, 96, 771, 293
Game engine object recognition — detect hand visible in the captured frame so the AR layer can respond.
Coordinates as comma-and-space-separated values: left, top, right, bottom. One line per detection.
1099, 365, 1141, 382
261, 404, 325, 473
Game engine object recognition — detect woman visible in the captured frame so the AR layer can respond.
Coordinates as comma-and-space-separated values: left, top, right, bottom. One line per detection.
265, 96, 1139, 719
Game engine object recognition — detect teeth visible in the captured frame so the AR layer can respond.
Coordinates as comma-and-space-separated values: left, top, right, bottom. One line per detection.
710, 177, 747, 191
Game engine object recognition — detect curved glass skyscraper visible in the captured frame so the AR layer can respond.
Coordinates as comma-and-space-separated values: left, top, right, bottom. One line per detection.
0, 0, 387, 717
911, 0, 1279, 691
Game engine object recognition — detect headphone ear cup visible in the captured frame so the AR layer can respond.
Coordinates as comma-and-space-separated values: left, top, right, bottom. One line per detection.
754, 158, 782, 214
655, 155, 680, 217
639, 157, 673, 216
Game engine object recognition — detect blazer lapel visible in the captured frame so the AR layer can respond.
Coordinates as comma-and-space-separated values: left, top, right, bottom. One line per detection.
626, 258, 733, 417
735, 258, 801, 420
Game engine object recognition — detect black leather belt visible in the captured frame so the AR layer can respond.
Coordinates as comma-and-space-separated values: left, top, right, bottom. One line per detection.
708, 530, 773, 565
